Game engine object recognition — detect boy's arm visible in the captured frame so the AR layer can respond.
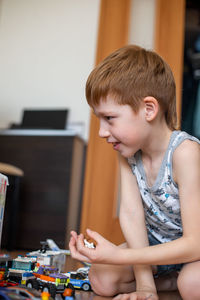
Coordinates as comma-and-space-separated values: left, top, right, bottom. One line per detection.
119, 156, 157, 294
70, 141, 200, 266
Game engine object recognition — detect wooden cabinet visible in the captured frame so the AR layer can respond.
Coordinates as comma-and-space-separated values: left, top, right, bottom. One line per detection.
0, 130, 85, 250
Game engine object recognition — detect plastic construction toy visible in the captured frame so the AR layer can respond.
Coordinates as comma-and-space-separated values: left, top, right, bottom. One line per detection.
66, 271, 91, 291
0, 255, 18, 287
84, 239, 95, 249
41, 291, 51, 300
8, 256, 37, 285
63, 287, 75, 300
0, 279, 18, 287
7, 286, 42, 300
0, 254, 13, 280
27, 239, 70, 272
26, 265, 72, 298
76, 266, 90, 277
0, 288, 23, 300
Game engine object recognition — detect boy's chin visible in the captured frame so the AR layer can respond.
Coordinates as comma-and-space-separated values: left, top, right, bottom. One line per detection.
120, 151, 136, 159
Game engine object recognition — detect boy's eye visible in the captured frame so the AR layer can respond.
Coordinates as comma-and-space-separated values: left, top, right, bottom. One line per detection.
105, 116, 113, 121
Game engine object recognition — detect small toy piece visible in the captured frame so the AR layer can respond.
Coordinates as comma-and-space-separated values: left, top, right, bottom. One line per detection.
63, 287, 75, 300
0, 254, 13, 280
84, 239, 95, 249
40, 241, 49, 253
0, 279, 18, 287
41, 291, 51, 300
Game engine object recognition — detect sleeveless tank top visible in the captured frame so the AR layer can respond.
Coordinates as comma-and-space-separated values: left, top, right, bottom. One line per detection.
128, 131, 200, 243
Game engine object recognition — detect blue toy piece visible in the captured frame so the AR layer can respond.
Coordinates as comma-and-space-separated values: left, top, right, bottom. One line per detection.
66, 271, 91, 291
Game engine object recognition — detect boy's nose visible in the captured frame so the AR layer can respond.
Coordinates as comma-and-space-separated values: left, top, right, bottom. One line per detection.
99, 126, 110, 138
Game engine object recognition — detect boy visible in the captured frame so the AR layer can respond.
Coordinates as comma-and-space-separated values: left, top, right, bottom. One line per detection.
69, 45, 200, 300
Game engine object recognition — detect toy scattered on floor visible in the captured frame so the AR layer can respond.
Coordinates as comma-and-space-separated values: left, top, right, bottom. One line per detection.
0, 254, 12, 286
8, 255, 37, 284
0, 239, 93, 298
76, 266, 90, 277
65, 270, 91, 291
41, 291, 51, 300
0, 255, 18, 287
28, 265, 71, 298
63, 287, 75, 300
0, 278, 18, 287
0, 287, 22, 300
7, 286, 43, 300
84, 239, 95, 249
46, 239, 70, 255
3, 255, 73, 298
27, 239, 70, 272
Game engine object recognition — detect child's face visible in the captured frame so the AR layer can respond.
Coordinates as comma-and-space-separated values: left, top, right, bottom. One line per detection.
93, 95, 148, 158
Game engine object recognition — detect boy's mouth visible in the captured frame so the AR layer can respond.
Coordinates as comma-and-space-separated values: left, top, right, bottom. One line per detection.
113, 142, 121, 150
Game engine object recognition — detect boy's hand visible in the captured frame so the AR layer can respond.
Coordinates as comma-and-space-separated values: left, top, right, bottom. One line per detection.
113, 291, 158, 300
69, 229, 120, 264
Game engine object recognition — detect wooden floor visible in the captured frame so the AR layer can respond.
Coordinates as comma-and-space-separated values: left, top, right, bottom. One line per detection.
74, 290, 182, 300
1, 249, 182, 300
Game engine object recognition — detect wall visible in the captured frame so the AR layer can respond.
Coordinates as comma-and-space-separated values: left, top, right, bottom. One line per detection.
129, 0, 156, 49
0, 0, 100, 141
0, 0, 155, 141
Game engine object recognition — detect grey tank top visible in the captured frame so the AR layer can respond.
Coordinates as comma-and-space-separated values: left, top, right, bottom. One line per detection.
128, 131, 200, 243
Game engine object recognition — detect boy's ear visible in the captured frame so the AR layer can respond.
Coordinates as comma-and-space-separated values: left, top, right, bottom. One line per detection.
143, 96, 159, 121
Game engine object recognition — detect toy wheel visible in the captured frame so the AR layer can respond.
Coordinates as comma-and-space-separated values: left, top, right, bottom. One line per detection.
67, 283, 74, 290
49, 284, 57, 298
26, 279, 39, 290
42, 284, 50, 293
82, 283, 90, 291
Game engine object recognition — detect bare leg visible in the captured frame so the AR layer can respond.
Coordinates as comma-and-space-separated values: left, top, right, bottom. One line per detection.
89, 263, 136, 296
89, 263, 179, 297
88, 242, 179, 297
177, 260, 200, 299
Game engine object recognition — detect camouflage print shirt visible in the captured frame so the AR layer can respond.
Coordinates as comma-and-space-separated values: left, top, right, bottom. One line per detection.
128, 131, 200, 243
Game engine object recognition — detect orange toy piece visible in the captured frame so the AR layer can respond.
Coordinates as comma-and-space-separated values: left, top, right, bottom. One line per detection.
41, 291, 50, 300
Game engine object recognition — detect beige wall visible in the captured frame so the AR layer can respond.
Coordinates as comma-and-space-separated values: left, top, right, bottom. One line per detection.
129, 0, 156, 49
0, 0, 156, 141
0, 0, 100, 141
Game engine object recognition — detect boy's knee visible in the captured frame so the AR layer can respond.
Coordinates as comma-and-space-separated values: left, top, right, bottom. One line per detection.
177, 268, 200, 299
88, 265, 119, 297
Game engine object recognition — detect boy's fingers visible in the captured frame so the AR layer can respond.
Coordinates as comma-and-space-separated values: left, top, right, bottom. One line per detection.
70, 230, 78, 240
69, 238, 91, 262
70, 233, 93, 261
69, 237, 76, 253
76, 234, 87, 251
86, 228, 104, 243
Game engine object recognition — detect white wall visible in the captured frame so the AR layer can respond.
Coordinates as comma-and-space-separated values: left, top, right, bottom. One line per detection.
0, 0, 156, 142
129, 0, 156, 49
0, 0, 100, 141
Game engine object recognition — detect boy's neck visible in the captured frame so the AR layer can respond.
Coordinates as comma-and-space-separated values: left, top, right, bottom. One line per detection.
141, 122, 173, 162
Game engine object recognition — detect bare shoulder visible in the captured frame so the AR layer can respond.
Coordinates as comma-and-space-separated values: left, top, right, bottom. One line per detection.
173, 139, 200, 183
173, 139, 200, 161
